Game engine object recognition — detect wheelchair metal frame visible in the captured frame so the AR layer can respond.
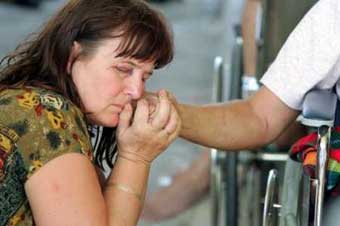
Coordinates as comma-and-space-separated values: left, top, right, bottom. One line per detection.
210, 27, 289, 226
211, 26, 331, 226
210, 0, 323, 225
210, 56, 228, 226
314, 125, 331, 226
263, 89, 336, 226
300, 90, 335, 226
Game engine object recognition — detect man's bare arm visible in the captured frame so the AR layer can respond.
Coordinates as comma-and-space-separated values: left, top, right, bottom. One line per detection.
178, 86, 299, 150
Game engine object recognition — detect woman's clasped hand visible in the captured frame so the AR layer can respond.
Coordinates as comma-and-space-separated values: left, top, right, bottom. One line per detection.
117, 90, 181, 166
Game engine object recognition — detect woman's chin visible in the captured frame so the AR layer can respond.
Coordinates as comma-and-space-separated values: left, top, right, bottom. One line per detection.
100, 121, 118, 127
88, 115, 119, 127
100, 118, 119, 127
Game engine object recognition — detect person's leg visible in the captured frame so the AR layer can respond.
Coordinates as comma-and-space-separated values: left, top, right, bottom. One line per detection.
241, 0, 260, 77
241, 0, 262, 98
141, 150, 210, 222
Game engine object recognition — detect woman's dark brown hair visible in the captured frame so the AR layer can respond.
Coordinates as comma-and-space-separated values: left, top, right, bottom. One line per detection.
0, 0, 174, 170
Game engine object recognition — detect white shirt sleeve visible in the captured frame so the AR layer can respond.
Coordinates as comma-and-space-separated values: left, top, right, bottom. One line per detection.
260, 0, 340, 110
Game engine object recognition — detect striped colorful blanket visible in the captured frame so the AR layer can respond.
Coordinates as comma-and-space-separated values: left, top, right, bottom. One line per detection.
290, 127, 340, 196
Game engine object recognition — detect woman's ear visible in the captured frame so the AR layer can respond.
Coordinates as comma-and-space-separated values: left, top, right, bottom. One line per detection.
67, 41, 82, 74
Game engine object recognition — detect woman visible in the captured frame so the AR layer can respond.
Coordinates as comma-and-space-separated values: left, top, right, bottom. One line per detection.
0, 0, 180, 225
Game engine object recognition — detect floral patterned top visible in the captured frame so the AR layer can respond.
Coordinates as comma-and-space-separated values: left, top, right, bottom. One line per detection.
0, 87, 93, 226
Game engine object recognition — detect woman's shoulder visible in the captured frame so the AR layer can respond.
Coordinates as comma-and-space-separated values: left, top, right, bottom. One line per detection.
0, 86, 90, 145
0, 86, 79, 112
0, 87, 85, 124
0, 86, 93, 179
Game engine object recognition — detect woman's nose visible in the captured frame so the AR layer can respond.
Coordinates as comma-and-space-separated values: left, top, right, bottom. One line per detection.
126, 76, 144, 99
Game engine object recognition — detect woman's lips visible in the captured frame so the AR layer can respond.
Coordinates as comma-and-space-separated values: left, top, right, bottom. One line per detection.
111, 104, 124, 112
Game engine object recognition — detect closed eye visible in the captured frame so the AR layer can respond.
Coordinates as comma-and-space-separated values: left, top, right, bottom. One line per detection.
115, 66, 133, 76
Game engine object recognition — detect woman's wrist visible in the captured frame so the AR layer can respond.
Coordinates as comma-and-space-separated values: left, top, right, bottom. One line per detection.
106, 182, 144, 204
104, 156, 150, 224
105, 155, 150, 198
117, 152, 152, 168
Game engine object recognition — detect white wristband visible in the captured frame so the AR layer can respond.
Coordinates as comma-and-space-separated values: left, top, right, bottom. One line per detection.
241, 76, 260, 98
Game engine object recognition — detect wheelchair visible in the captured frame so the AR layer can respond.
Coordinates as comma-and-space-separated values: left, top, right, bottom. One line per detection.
210, 55, 339, 226
210, 26, 288, 226
263, 89, 339, 226
209, 1, 320, 225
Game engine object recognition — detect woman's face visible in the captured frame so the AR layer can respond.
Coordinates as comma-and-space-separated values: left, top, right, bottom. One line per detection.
70, 38, 154, 127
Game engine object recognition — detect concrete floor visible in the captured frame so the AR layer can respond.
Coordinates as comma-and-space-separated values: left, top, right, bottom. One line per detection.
0, 0, 244, 225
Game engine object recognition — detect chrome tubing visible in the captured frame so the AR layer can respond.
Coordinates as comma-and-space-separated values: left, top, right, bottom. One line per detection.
238, 152, 288, 163
211, 148, 221, 226
210, 56, 225, 226
212, 56, 224, 103
229, 35, 243, 100
314, 125, 331, 226
224, 29, 244, 226
263, 169, 280, 226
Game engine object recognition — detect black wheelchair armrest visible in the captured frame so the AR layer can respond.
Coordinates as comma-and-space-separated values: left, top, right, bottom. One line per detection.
300, 89, 337, 127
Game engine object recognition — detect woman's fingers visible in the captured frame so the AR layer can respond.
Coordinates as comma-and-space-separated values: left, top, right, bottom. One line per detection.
143, 91, 159, 106
117, 103, 133, 132
132, 99, 149, 126
164, 105, 178, 135
150, 90, 171, 129
165, 105, 182, 142
121, 90, 180, 139
116, 90, 181, 164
